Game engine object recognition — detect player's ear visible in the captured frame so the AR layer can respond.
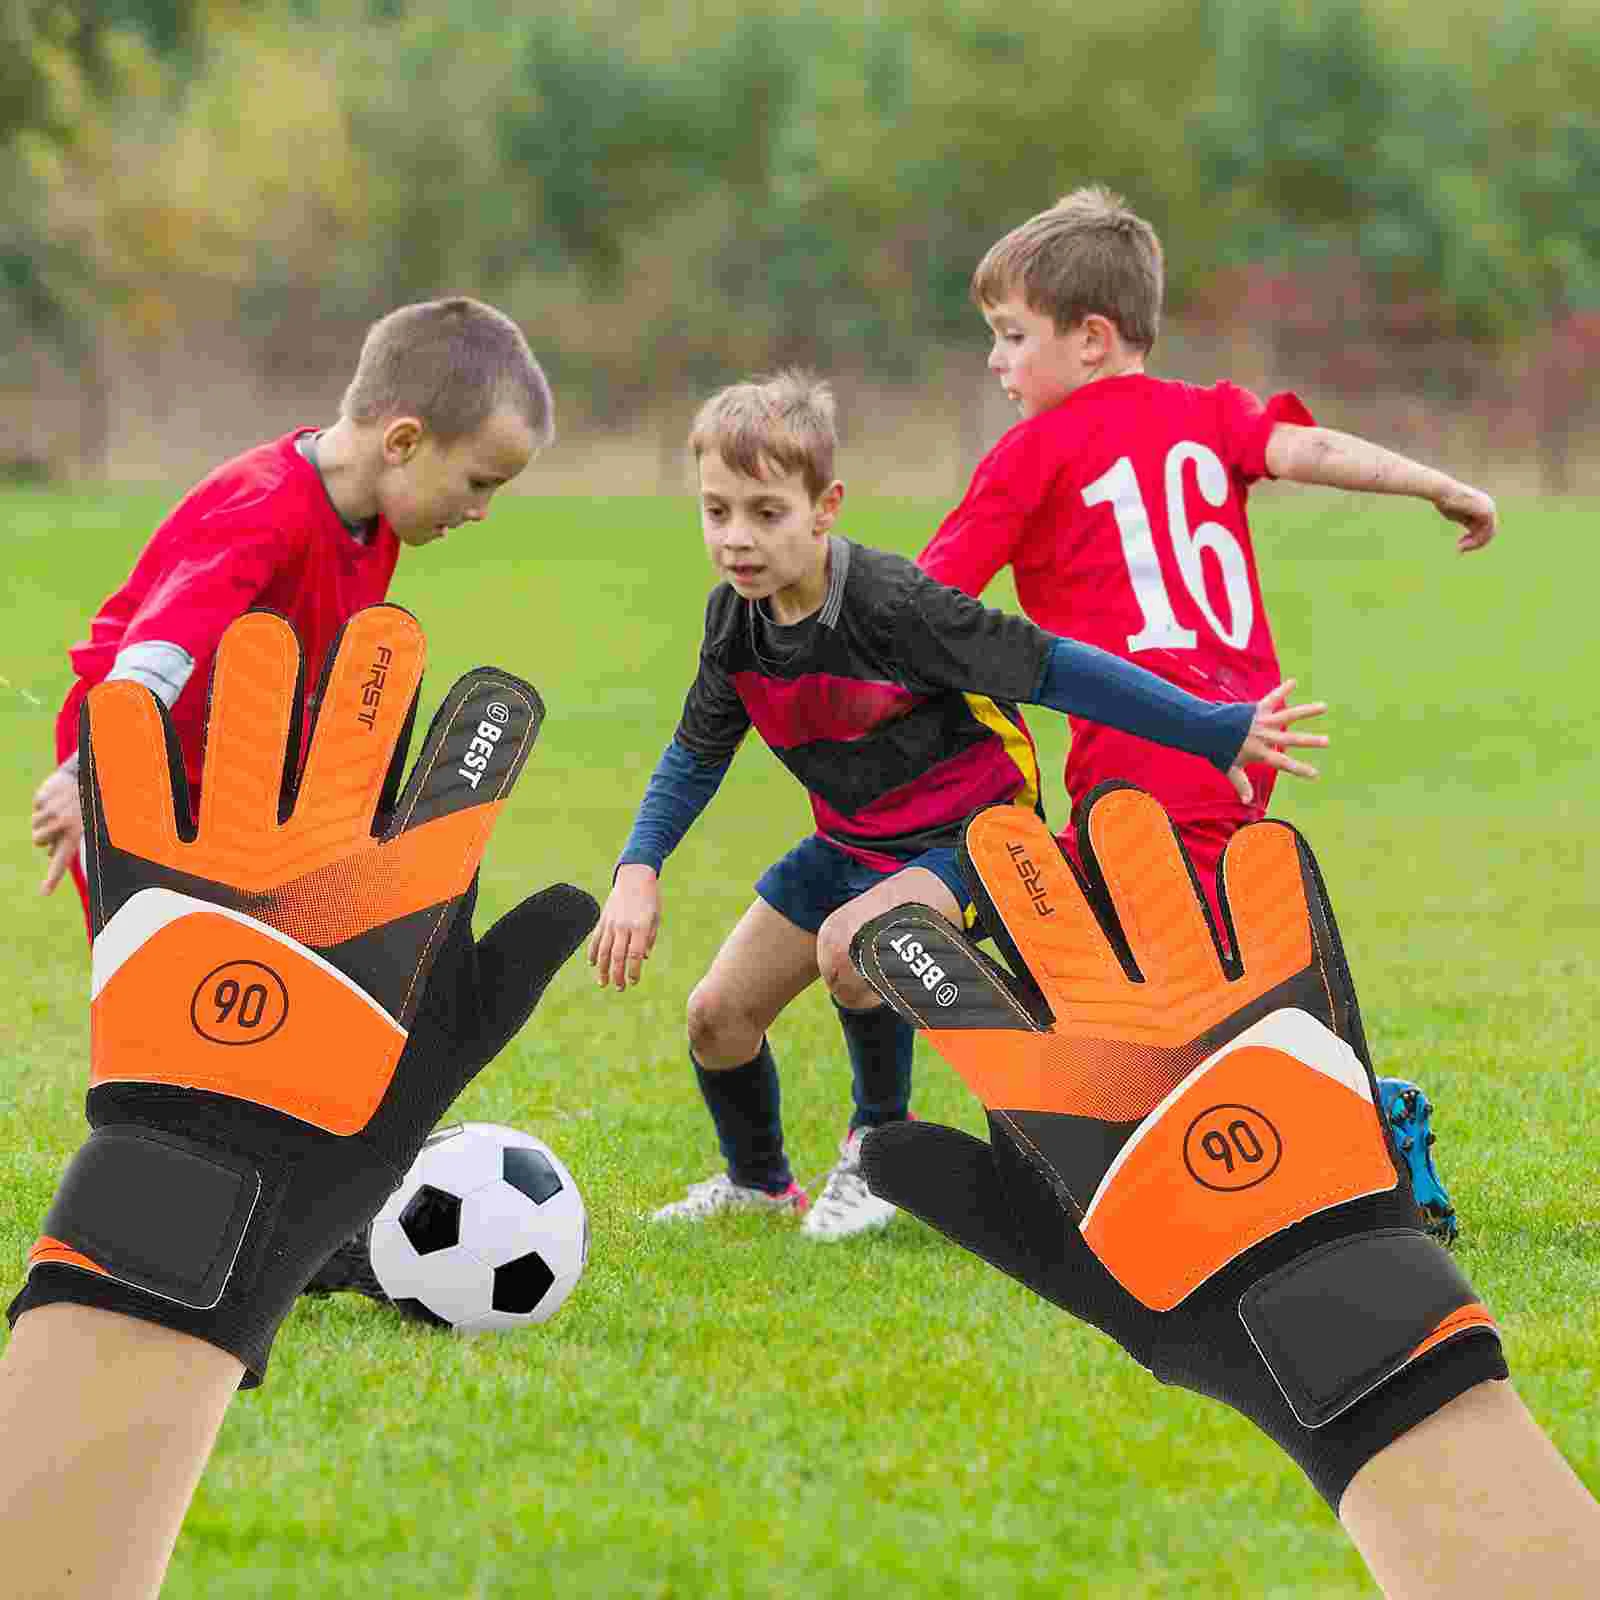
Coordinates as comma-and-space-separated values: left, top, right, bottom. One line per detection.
382, 417, 424, 464
814, 479, 844, 533
1076, 314, 1118, 363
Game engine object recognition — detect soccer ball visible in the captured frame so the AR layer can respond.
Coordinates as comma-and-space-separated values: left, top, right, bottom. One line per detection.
368, 1121, 588, 1334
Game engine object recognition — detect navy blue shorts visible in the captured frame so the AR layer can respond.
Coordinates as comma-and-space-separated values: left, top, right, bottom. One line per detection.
754, 834, 972, 935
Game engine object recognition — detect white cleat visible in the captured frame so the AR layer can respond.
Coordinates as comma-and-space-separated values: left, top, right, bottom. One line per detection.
801, 1128, 898, 1240
651, 1171, 810, 1222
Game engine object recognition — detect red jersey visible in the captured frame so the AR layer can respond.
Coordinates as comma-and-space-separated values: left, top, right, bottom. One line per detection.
919, 374, 1313, 829
60, 430, 400, 796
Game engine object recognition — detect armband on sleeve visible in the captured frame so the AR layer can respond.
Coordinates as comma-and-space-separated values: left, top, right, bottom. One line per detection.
106, 640, 197, 708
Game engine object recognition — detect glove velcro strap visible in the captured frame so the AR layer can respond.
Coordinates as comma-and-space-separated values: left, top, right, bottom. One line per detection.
1238, 1228, 1499, 1428
31, 1126, 262, 1311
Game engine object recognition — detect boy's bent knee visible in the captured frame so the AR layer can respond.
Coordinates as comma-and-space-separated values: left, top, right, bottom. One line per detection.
816, 912, 877, 1008
686, 980, 762, 1069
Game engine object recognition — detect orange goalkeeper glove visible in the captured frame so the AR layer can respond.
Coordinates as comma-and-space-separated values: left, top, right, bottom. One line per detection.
849, 783, 1505, 1509
9, 606, 597, 1383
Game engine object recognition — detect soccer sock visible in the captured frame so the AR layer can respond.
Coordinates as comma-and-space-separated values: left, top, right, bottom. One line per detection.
835, 999, 914, 1131
692, 1040, 792, 1192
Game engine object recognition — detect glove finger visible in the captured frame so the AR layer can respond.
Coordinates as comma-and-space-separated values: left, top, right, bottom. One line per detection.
1070, 788, 1226, 990
80, 681, 187, 880
861, 1119, 1058, 1297
375, 883, 595, 1149
193, 611, 301, 841
1221, 819, 1375, 1073
851, 902, 1050, 1033
960, 803, 1132, 1020
297, 607, 427, 839
469, 883, 600, 1068
388, 669, 544, 835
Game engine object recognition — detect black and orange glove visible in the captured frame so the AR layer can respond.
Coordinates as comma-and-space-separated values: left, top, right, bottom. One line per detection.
8, 606, 597, 1383
849, 784, 1506, 1509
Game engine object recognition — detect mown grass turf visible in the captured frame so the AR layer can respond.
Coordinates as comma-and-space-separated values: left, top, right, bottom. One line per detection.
1, 483, 1595, 1597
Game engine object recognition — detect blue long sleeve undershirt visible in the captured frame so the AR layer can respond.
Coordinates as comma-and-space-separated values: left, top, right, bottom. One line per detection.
1036, 634, 1255, 774
615, 637, 1255, 876
616, 740, 733, 878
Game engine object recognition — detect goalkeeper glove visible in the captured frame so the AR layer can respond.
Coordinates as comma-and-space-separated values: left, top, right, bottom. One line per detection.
9, 606, 597, 1383
849, 783, 1505, 1509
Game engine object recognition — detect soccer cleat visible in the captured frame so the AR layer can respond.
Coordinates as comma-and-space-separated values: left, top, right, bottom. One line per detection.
650, 1172, 809, 1222
801, 1127, 899, 1240
1377, 1077, 1459, 1246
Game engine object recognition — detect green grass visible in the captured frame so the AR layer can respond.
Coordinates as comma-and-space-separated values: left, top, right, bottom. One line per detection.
1, 484, 1596, 1598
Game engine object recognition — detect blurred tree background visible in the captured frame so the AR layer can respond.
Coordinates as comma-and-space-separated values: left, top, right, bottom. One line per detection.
4, 0, 1597, 487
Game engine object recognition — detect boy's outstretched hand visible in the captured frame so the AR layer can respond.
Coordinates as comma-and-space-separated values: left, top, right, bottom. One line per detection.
846, 788, 1506, 1511
1230, 678, 1327, 803
30, 764, 83, 895
590, 863, 662, 990
1435, 481, 1497, 552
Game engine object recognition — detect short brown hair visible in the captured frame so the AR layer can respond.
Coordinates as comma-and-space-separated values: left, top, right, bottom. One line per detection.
971, 186, 1165, 352
688, 369, 837, 500
341, 297, 555, 446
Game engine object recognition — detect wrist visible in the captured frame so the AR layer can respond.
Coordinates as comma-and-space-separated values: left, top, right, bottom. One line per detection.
1216, 701, 1257, 771
614, 860, 660, 886
1330, 1350, 1513, 1519
6, 1300, 247, 1388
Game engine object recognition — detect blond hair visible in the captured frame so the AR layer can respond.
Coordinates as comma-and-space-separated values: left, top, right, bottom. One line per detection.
971, 186, 1165, 352
341, 297, 555, 446
688, 369, 837, 500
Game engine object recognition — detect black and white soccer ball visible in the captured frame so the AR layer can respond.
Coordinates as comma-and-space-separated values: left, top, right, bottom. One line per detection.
369, 1122, 588, 1334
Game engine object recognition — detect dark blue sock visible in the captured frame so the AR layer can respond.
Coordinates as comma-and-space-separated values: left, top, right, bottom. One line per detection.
835, 999, 913, 1131
693, 1039, 791, 1192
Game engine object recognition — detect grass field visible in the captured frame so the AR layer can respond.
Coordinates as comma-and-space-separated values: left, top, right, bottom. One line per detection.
1, 484, 1596, 1598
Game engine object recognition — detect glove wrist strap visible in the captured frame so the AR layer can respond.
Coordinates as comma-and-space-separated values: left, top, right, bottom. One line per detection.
1238, 1228, 1499, 1428
29, 1125, 263, 1311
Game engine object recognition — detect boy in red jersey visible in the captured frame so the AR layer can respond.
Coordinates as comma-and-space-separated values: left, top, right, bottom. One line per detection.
29, 297, 553, 930
918, 187, 1496, 1237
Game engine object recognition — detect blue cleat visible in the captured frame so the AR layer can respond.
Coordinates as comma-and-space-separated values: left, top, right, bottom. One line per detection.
1377, 1077, 1459, 1246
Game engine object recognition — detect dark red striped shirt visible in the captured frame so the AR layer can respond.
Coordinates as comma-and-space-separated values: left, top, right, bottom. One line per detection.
675, 538, 1049, 868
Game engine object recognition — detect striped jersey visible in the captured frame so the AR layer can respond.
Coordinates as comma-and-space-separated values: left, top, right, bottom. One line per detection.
674, 537, 1049, 871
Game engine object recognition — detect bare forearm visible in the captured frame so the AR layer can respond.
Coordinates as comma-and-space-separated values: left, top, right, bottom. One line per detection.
1265, 424, 1458, 500
1265, 422, 1498, 551
1341, 1379, 1600, 1597
0, 1304, 242, 1600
